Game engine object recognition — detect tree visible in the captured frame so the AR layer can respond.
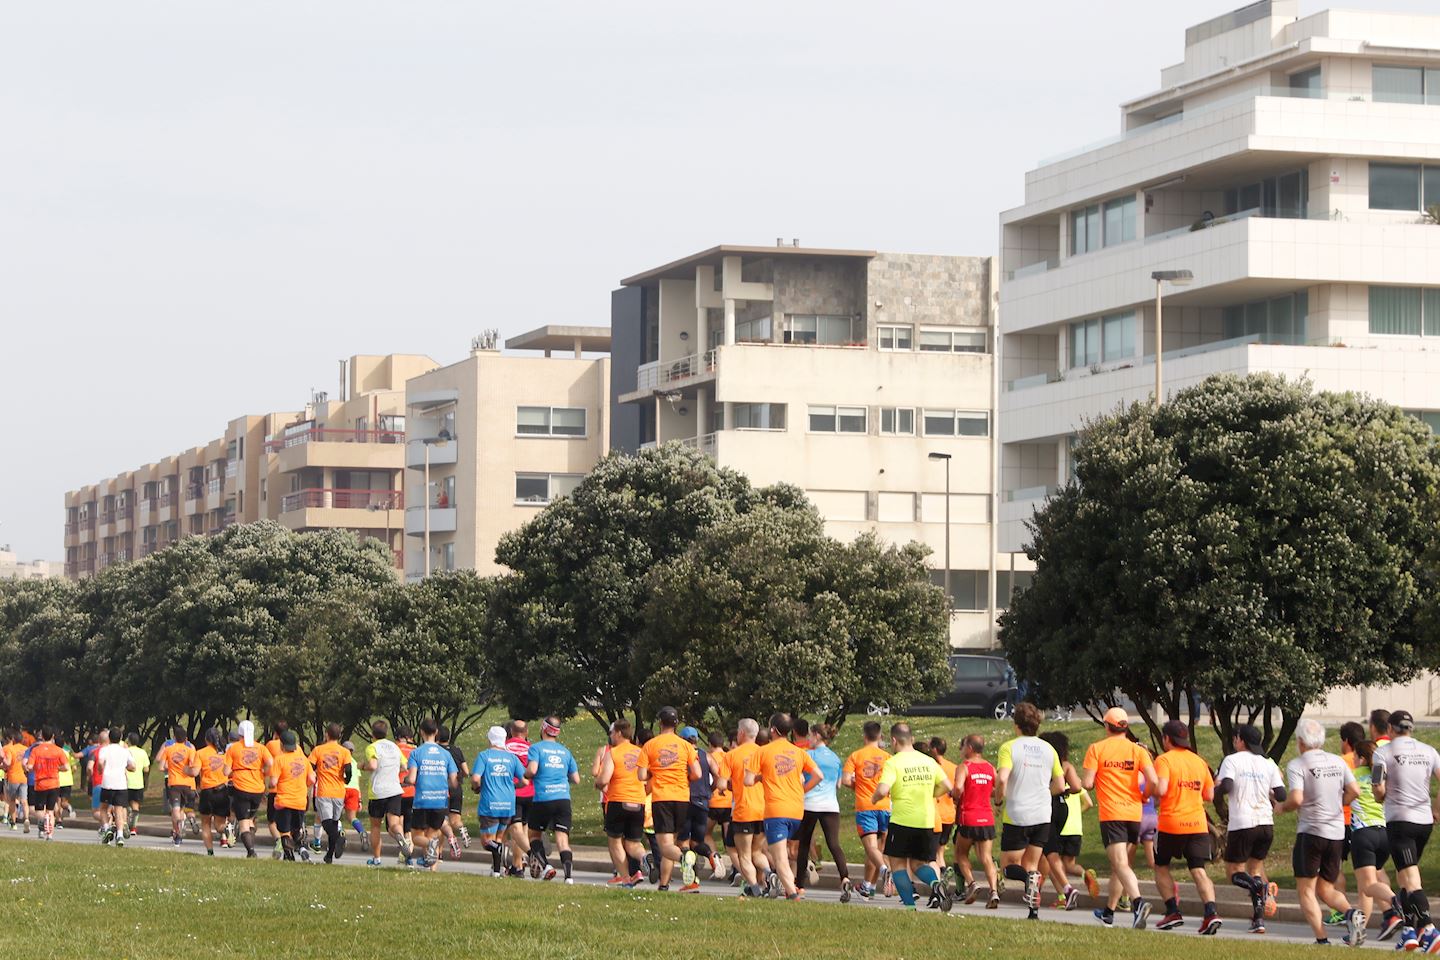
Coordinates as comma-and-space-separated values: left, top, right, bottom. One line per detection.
484, 445, 784, 732
0, 578, 93, 745
1000, 373, 1440, 758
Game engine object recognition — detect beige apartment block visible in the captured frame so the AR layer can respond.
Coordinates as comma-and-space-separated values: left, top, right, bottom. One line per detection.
611, 244, 1019, 650
62, 354, 437, 579
404, 326, 611, 580
0, 548, 62, 581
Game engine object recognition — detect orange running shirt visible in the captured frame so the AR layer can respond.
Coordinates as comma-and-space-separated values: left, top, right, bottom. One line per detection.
1082, 735, 1150, 822
605, 742, 646, 804
160, 742, 198, 788
264, 738, 282, 794
272, 749, 311, 811
3, 743, 26, 784
308, 742, 353, 799
844, 745, 892, 813
640, 732, 698, 803
196, 746, 228, 790
225, 742, 270, 794
725, 742, 763, 822
709, 748, 732, 809
756, 739, 820, 821
27, 743, 67, 791
1154, 749, 1213, 835
398, 743, 416, 799
936, 756, 958, 826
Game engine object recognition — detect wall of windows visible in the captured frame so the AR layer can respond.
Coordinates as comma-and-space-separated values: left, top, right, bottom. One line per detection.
735, 315, 772, 342
516, 406, 586, 437
1070, 194, 1135, 255
1373, 65, 1440, 105
1370, 286, 1440, 337
1223, 292, 1308, 344
784, 314, 864, 346
922, 409, 989, 437
732, 402, 786, 430
1068, 311, 1136, 368
807, 405, 867, 433
1370, 163, 1440, 212
1223, 168, 1308, 219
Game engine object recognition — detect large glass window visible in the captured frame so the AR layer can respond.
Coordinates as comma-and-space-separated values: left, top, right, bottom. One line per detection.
922, 410, 989, 438
1069, 311, 1134, 367
1224, 169, 1308, 219
1369, 286, 1424, 336
1372, 65, 1439, 105
918, 327, 986, 353
1371, 163, 1424, 211
785, 315, 863, 346
732, 402, 786, 430
515, 473, 583, 504
1289, 66, 1322, 97
808, 405, 867, 434
735, 315, 772, 343
516, 406, 586, 437
1222, 292, 1309, 344
929, 570, 984, 611
1071, 194, 1134, 255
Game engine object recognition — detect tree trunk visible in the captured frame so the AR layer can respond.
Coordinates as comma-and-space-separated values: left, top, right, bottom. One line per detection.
1268, 707, 1302, 763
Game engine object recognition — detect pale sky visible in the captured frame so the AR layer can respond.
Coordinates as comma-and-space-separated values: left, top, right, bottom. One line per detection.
2, 0, 1433, 561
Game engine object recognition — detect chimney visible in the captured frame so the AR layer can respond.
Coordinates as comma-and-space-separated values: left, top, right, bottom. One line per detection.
792, 238, 800, 247
776, 237, 784, 247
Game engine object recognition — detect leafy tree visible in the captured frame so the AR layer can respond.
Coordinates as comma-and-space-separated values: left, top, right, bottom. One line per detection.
1000, 373, 1440, 757
0, 578, 92, 745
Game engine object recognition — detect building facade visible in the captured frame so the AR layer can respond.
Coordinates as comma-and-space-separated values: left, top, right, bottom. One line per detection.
0, 549, 62, 581
404, 326, 611, 579
998, 0, 1440, 554
612, 243, 1017, 648
61, 354, 437, 579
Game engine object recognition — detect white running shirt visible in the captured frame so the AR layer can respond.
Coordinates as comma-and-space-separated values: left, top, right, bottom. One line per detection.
1216, 750, 1284, 831
97, 743, 132, 790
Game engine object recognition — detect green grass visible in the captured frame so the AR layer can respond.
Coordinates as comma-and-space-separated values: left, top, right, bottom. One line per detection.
0, 841, 1343, 958
114, 710, 1440, 889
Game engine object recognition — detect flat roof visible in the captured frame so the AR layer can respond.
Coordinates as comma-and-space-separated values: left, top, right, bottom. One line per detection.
506, 324, 612, 353
620, 244, 878, 287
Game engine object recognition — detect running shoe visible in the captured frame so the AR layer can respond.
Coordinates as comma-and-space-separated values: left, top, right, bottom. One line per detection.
987, 893, 1001, 910
273, 839, 284, 860
1249, 918, 1266, 935
206, 849, 215, 857
542, 865, 557, 882
707, 852, 721, 876
629, 869, 645, 886
1050, 898, 1066, 910
1117, 895, 1131, 912
765, 871, 781, 899
1132, 897, 1151, 930
1345, 909, 1365, 948
858, 882, 875, 900
1396, 926, 1419, 951
725, 866, 739, 886
1199, 915, 1223, 936
172, 834, 182, 846
1325, 909, 1347, 927
681, 849, 697, 886
927, 890, 941, 910
1064, 886, 1080, 911
1094, 908, 1115, 926
1265, 882, 1279, 919
448, 838, 461, 859
806, 863, 819, 887
678, 881, 700, 894
1418, 925, 1439, 954
645, 853, 659, 884
1156, 912, 1184, 930
527, 849, 544, 879
1084, 868, 1100, 898
962, 880, 978, 905
839, 878, 853, 904
298, 846, 312, 863
1381, 911, 1406, 941
335, 834, 346, 860
944, 865, 957, 885
22, 821, 29, 834
606, 875, 628, 886
937, 875, 955, 914
459, 826, 471, 848
878, 865, 891, 898
115, 835, 125, 847
784, 891, 803, 902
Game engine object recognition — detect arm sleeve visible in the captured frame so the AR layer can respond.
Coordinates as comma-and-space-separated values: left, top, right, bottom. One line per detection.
1286, 760, 1303, 794
878, 761, 897, 790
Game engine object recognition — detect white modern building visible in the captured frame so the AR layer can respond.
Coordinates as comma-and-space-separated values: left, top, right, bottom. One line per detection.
0, 548, 62, 581
998, 0, 1440, 554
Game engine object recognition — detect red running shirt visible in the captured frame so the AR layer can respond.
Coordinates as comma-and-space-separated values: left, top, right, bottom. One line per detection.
958, 759, 997, 827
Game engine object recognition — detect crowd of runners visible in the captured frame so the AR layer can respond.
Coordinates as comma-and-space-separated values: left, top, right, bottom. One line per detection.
3, 703, 1439, 948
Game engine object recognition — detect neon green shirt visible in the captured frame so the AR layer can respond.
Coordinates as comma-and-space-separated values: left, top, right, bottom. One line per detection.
1351, 765, 1386, 830
1062, 790, 1085, 837
56, 748, 75, 789
126, 745, 150, 791
878, 749, 944, 830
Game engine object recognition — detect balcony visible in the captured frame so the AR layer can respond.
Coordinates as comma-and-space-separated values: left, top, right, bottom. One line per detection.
620, 350, 718, 403
643, 433, 717, 457
268, 428, 408, 473
406, 438, 458, 468
264, 427, 405, 454
185, 483, 204, 502
405, 505, 457, 536
64, 521, 79, 535
99, 509, 116, 525
280, 488, 402, 513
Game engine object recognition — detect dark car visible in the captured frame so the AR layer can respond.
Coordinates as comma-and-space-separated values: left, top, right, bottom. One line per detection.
906, 654, 1018, 719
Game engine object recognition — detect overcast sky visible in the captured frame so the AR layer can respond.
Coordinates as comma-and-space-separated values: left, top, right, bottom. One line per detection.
2, 0, 1433, 561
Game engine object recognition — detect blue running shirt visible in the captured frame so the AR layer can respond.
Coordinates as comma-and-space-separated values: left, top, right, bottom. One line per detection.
528, 741, 578, 803
474, 748, 525, 817
407, 742, 458, 810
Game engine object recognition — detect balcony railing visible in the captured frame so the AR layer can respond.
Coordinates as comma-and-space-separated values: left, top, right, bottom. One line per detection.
99, 510, 115, 524
116, 504, 132, 521
185, 484, 204, 501
64, 521, 79, 535
158, 492, 174, 508
280, 488, 403, 513
206, 478, 223, 494
633, 350, 718, 392
263, 428, 406, 454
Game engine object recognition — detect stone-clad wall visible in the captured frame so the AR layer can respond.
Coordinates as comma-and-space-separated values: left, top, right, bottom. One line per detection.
865, 254, 992, 335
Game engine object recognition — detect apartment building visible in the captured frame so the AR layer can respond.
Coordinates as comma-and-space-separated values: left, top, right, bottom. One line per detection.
0, 549, 62, 581
62, 354, 437, 579
611, 243, 1016, 649
404, 326, 611, 579
998, 0, 1440, 554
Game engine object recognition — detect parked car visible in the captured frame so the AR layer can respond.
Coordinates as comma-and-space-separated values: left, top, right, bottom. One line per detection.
906, 654, 1018, 719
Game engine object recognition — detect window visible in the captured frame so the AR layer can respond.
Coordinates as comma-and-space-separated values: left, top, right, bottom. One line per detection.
996, 570, 1036, 608
928, 569, 984, 611
515, 473, 583, 504
878, 325, 912, 351
785, 315, 863, 346
879, 407, 915, 436
1408, 411, 1440, 433
1070, 194, 1135, 255
1369, 286, 1440, 337
1372, 65, 1440, 105
922, 409, 989, 437
732, 402, 786, 430
1068, 311, 1135, 367
439, 542, 455, 572
918, 328, 987, 353
1224, 169, 1308, 219
1289, 66, 1322, 98
808, 405, 866, 434
735, 315, 772, 343
516, 406, 586, 437
1223, 292, 1309, 344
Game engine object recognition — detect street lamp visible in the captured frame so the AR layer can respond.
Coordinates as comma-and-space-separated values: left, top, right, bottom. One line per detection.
407, 438, 450, 577
1151, 269, 1194, 408
928, 452, 952, 609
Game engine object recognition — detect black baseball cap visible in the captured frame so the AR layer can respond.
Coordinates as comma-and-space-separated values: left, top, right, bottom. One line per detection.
1390, 710, 1416, 733
1161, 720, 1190, 747
1236, 724, 1263, 752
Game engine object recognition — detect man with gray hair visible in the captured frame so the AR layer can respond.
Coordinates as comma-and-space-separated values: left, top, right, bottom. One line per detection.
715, 718, 772, 896
1281, 718, 1363, 946
1372, 708, 1440, 951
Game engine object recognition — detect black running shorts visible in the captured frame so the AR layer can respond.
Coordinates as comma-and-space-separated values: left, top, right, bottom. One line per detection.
99, 788, 129, 807
230, 790, 263, 822
528, 799, 573, 834
1351, 825, 1390, 870
1294, 832, 1344, 882
166, 786, 197, 810
603, 801, 645, 842
957, 824, 996, 842
414, 808, 446, 831
651, 800, 689, 836
1387, 821, 1432, 870
1000, 821, 1050, 852
31, 789, 57, 811
1223, 825, 1274, 863
884, 823, 939, 862
1155, 830, 1211, 869
198, 786, 230, 817
368, 795, 403, 820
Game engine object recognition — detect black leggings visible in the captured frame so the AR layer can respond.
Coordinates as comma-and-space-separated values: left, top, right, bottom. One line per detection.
797, 811, 850, 882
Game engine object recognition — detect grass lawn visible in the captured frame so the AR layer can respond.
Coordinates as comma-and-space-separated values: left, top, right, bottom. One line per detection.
0, 841, 1342, 959
115, 709, 1440, 890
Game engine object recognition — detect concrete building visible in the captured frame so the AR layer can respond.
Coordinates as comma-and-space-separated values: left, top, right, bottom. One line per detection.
0, 548, 62, 581
612, 243, 1016, 649
404, 326, 611, 580
998, 0, 1440, 554
62, 354, 437, 579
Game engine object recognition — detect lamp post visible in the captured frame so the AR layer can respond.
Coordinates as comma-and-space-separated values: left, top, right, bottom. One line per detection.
928, 452, 953, 609
1150, 269, 1195, 408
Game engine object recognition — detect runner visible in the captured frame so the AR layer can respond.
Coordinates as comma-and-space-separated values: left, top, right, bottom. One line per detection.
405, 717, 458, 871
123, 733, 149, 838
1150, 721, 1221, 934
1372, 708, 1440, 951
473, 725, 529, 878
504, 720, 533, 877
268, 729, 314, 862
156, 726, 199, 846
1348, 737, 1404, 940
1370, 710, 1392, 747
1214, 723, 1286, 933
1082, 706, 1156, 928
341, 740, 367, 851
706, 729, 734, 879
194, 728, 229, 856
264, 720, 287, 858
1037, 731, 1094, 911
94, 726, 135, 846
1281, 718, 1364, 946
394, 725, 417, 852
23, 727, 67, 840
593, 719, 647, 888
717, 718, 771, 896
308, 723, 353, 865
996, 703, 1064, 921
744, 712, 818, 900
82, 732, 105, 835
638, 706, 702, 893
525, 715, 579, 883
2, 730, 28, 833
361, 719, 411, 867
798, 722, 853, 903
954, 734, 1001, 908
678, 725, 718, 886
842, 720, 891, 899
55, 733, 76, 827
437, 726, 470, 858
929, 737, 958, 884
871, 722, 954, 913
